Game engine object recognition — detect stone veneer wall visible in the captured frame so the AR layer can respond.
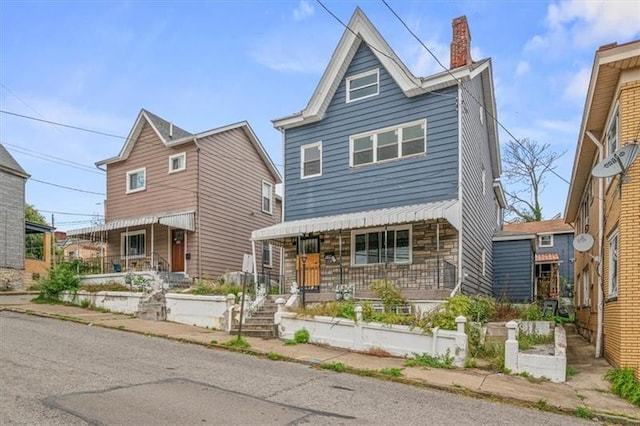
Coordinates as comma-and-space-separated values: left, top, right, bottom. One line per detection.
0, 267, 23, 290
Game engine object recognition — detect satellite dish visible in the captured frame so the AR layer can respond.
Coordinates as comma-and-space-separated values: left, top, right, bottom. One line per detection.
573, 233, 595, 252
592, 143, 639, 178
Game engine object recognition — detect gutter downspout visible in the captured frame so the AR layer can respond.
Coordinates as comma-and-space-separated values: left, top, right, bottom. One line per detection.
194, 138, 202, 279
455, 84, 464, 296
586, 130, 604, 358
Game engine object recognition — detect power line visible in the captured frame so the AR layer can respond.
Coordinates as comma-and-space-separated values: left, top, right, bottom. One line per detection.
39, 210, 103, 217
0, 83, 67, 136
29, 178, 105, 195
379, 0, 571, 186
2, 142, 104, 175
0, 109, 126, 140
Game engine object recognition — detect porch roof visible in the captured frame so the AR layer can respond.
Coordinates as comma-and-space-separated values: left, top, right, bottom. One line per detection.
252, 199, 460, 241
66, 210, 196, 236
535, 252, 560, 264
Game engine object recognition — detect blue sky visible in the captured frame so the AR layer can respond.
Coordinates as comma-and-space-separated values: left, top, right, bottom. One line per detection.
1, 0, 639, 231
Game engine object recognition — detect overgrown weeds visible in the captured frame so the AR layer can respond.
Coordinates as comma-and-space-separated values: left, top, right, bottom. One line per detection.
379, 367, 403, 377
38, 264, 80, 299
605, 368, 640, 406
518, 331, 554, 351
320, 362, 346, 373
224, 336, 251, 350
192, 279, 242, 298
294, 328, 310, 344
405, 352, 454, 369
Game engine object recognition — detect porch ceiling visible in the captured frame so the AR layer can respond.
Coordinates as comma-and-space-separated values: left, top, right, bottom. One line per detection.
66, 210, 195, 236
251, 199, 460, 241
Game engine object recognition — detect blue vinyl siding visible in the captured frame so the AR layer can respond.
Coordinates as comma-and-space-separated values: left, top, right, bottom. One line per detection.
493, 239, 534, 302
460, 76, 498, 295
283, 42, 459, 221
538, 232, 574, 285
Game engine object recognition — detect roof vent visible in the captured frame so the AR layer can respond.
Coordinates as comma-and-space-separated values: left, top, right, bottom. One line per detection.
169, 123, 173, 138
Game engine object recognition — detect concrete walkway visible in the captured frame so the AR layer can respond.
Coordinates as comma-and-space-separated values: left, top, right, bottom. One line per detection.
2, 293, 639, 423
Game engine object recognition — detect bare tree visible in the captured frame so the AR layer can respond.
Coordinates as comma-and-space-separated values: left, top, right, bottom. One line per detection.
503, 138, 563, 222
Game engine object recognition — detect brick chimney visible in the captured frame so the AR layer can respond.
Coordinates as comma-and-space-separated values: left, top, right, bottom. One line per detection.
450, 16, 472, 69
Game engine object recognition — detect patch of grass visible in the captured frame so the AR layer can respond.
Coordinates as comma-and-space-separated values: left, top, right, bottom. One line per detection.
224, 336, 251, 350
576, 393, 586, 401
319, 362, 346, 373
536, 398, 548, 410
464, 358, 477, 368
191, 279, 242, 299
117, 325, 125, 329
605, 368, 640, 406
595, 387, 608, 394
379, 367, 403, 377
574, 405, 593, 419
518, 331, 554, 351
293, 328, 310, 344
566, 366, 578, 377
79, 299, 91, 308
209, 339, 218, 345
358, 369, 376, 377
267, 352, 282, 361
405, 352, 454, 369
519, 371, 544, 383
284, 339, 297, 346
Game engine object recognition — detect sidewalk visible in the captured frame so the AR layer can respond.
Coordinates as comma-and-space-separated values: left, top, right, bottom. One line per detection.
2, 293, 639, 423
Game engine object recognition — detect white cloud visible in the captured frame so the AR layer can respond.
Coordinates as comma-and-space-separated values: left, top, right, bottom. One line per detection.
250, 33, 327, 74
526, 0, 640, 51
515, 61, 530, 77
408, 40, 449, 76
293, 1, 314, 21
563, 66, 591, 103
537, 119, 578, 134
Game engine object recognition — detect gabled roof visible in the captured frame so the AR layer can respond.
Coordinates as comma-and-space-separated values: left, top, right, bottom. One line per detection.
272, 7, 492, 131
96, 110, 281, 184
503, 219, 574, 235
565, 40, 640, 221
0, 143, 29, 179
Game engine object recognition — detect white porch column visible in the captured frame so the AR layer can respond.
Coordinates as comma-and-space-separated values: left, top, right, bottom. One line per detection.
252, 240, 258, 291
151, 223, 155, 269
125, 226, 129, 271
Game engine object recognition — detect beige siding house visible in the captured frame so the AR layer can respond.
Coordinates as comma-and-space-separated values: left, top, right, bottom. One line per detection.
67, 109, 281, 281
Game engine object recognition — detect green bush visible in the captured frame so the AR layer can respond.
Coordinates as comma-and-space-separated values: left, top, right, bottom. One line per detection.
369, 279, 405, 313
39, 264, 80, 299
294, 328, 310, 344
468, 296, 496, 323
422, 295, 471, 330
605, 368, 640, 406
517, 303, 543, 321
193, 280, 241, 297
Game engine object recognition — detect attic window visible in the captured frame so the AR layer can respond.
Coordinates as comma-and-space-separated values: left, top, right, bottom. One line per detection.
169, 152, 186, 173
346, 69, 379, 103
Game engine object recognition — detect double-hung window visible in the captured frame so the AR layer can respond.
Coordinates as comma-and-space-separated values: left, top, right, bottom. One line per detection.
126, 168, 146, 193
582, 266, 590, 307
169, 152, 186, 173
351, 226, 411, 265
121, 230, 146, 258
609, 228, 619, 297
538, 235, 553, 247
350, 120, 426, 167
262, 181, 273, 214
346, 69, 379, 102
301, 142, 322, 178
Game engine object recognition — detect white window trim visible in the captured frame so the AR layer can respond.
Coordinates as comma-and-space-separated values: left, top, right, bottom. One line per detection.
582, 267, 590, 307
538, 234, 554, 248
120, 229, 146, 259
605, 103, 619, 187
168, 152, 187, 174
608, 228, 619, 297
482, 169, 486, 196
346, 68, 379, 103
479, 105, 484, 126
126, 167, 146, 194
350, 225, 412, 267
262, 243, 273, 268
261, 180, 273, 215
481, 249, 486, 277
300, 141, 322, 179
349, 119, 427, 168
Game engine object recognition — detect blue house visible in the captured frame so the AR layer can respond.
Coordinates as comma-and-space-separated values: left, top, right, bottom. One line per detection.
493, 219, 575, 302
252, 9, 504, 301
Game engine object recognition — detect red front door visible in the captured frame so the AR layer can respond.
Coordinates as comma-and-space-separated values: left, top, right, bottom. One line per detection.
171, 230, 185, 272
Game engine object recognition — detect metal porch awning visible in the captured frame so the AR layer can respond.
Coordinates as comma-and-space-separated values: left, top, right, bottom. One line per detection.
535, 252, 560, 264
66, 210, 196, 236
251, 199, 460, 241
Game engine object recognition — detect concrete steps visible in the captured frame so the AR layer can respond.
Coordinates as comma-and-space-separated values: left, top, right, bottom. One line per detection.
230, 299, 279, 339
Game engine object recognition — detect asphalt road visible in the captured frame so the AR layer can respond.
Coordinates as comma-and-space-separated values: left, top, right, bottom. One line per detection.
0, 311, 589, 425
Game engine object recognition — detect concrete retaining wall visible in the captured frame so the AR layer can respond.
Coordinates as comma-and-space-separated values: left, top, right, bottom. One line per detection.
276, 309, 468, 367
165, 293, 229, 329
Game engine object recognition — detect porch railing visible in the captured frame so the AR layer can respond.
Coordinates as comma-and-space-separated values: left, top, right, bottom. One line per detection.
291, 259, 457, 294
61, 253, 169, 275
